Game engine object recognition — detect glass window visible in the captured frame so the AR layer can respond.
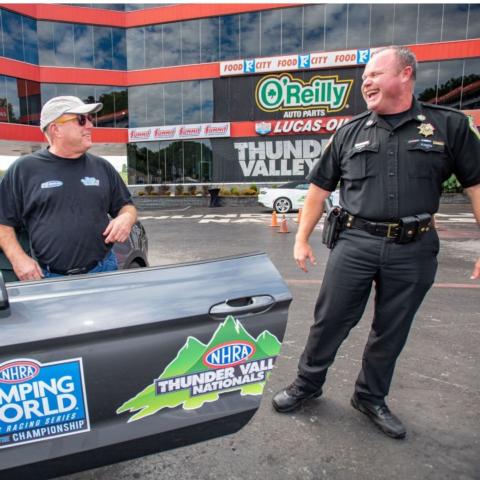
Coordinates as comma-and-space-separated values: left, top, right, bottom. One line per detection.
95, 86, 116, 127
165, 140, 184, 183
346, 4, 370, 49
163, 22, 181, 67
146, 83, 165, 126
200, 80, 213, 123
128, 142, 148, 184
37, 21, 56, 66
220, 15, 239, 61
393, 4, 418, 46
415, 62, 439, 103
434, 59, 465, 109
370, 4, 394, 47
164, 82, 182, 125
127, 27, 145, 70
94, 26, 113, 69
183, 140, 201, 182
74, 24, 94, 68
112, 28, 126, 70
23, 80, 41, 125
417, 4, 442, 44
442, 4, 469, 41
461, 58, 480, 109
2, 10, 24, 61
303, 4, 325, 53
114, 88, 128, 127
200, 139, 212, 182
5, 76, 20, 123
158, 141, 171, 182
40, 84, 57, 106
145, 24, 162, 69
239, 12, 260, 59
55, 83, 77, 97
0, 10, 3, 57
22, 16, 38, 65
325, 4, 347, 51
260, 9, 281, 57
282, 7, 302, 55
181, 19, 200, 65
128, 86, 147, 128
146, 142, 161, 184
54, 22, 74, 67
0, 76, 7, 123
76, 85, 96, 104
182, 81, 201, 124
200, 17, 219, 63
467, 4, 480, 39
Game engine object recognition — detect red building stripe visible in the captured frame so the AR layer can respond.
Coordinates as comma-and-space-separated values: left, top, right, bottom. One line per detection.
0, 3, 293, 27
1, 40, 479, 86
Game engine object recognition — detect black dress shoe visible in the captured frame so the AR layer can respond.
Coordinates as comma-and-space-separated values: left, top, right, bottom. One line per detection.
272, 383, 322, 413
351, 394, 406, 439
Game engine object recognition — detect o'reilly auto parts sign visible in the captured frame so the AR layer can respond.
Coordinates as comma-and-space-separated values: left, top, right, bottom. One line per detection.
256, 73, 353, 113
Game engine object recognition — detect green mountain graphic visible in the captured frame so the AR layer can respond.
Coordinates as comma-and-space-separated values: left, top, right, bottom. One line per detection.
116, 315, 282, 422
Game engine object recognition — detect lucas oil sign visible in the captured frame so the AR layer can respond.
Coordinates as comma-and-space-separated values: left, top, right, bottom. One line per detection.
0, 358, 89, 449
117, 316, 281, 422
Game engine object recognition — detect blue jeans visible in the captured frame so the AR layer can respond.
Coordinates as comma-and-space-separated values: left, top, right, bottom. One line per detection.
43, 250, 118, 278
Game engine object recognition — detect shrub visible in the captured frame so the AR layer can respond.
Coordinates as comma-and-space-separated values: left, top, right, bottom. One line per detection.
249, 183, 258, 193
241, 188, 257, 196
202, 185, 209, 196
137, 191, 145, 196
220, 187, 230, 196
158, 185, 170, 196
144, 185, 154, 195
230, 186, 239, 195
188, 185, 197, 196
175, 185, 184, 195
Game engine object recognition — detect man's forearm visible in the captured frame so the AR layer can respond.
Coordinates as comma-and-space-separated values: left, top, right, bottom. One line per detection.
296, 184, 331, 243
464, 183, 480, 225
0, 225, 29, 264
118, 204, 137, 225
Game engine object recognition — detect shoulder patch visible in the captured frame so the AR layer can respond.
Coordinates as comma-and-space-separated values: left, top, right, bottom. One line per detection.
467, 115, 480, 140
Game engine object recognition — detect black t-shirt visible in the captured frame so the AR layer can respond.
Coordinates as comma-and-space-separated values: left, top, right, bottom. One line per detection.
307, 98, 480, 221
0, 148, 133, 271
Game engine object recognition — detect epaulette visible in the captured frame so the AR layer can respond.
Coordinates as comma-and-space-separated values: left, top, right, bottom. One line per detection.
420, 101, 466, 117
334, 110, 371, 133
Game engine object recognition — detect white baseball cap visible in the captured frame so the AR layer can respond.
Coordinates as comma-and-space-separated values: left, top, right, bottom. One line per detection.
40, 96, 103, 131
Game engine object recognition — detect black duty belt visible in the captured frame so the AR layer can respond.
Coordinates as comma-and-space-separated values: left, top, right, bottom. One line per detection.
41, 260, 99, 276
343, 212, 433, 243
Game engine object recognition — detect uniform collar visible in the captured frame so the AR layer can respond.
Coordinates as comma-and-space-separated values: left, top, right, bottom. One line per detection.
363, 97, 424, 130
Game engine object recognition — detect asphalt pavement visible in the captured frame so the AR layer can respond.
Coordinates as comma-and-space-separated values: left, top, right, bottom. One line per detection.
61, 203, 479, 480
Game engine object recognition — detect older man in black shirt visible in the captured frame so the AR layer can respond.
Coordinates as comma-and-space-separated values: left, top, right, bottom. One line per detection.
0, 96, 137, 281
272, 46, 480, 439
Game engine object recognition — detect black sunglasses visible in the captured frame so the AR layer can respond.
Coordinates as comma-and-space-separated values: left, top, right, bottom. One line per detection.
55, 114, 94, 127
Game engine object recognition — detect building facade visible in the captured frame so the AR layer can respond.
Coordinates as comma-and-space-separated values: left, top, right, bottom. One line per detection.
0, 3, 479, 186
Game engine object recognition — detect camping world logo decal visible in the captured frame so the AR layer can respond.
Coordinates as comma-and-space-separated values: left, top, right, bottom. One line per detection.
116, 316, 281, 422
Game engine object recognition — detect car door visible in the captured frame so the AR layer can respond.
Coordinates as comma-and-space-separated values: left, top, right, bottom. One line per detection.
0, 253, 291, 479
293, 183, 309, 209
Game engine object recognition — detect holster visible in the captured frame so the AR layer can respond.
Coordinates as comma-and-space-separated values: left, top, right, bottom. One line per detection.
322, 206, 344, 249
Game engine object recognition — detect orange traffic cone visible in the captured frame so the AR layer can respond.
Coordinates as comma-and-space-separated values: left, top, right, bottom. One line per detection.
295, 208, 302, 223
270, 211, 279, 227
278, 214, 290, 234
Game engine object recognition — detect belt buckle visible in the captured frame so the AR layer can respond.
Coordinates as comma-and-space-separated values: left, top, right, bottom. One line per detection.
386, 223, 399, 238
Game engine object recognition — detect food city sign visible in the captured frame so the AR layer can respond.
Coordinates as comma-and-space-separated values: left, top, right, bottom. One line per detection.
220, 48, 373, 76
128, 122, 230, 142
256, 73, 353, 113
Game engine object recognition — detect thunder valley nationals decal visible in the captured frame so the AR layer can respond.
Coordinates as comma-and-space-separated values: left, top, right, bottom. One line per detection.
0, 358, 90, 449
117, 316, 281, 421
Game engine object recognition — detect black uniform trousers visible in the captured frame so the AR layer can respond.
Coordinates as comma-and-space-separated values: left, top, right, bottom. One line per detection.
297, 227, 439, 405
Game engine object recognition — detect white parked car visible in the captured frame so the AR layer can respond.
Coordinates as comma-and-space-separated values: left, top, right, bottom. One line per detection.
258, 181, 340, 213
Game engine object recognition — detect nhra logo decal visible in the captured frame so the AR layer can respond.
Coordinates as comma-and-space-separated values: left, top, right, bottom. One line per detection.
116, 316, 281, 422
203, 341, 255, 368
0, 358, 90, 449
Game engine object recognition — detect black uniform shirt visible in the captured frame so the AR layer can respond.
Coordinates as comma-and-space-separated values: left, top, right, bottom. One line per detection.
307, 98, 480, 221
0, 148, 132, 271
